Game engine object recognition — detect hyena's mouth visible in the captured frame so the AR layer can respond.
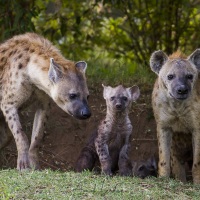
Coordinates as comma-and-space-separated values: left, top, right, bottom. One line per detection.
169, 92, 188, 100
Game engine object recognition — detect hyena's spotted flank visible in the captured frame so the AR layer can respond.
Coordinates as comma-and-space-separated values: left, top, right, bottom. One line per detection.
0, 33, 91, 170
150, 49, 200, 183
75, 84, 140, 176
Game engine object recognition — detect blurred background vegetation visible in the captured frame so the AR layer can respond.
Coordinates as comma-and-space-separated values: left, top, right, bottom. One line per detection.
0, 0, 200, 85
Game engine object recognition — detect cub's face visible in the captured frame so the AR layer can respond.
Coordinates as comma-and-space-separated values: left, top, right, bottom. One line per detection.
103, 84, 140, 112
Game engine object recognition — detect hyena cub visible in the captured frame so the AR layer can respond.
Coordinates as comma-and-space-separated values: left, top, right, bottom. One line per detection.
150, 49, 200, 183
131, 157, 158, 179
75, 84, 140, 176
0, 33, 91, 170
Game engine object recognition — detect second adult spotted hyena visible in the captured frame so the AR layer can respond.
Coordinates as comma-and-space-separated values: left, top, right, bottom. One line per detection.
0, 33, 91, 170
75, 84, 140, 176
150, 49, 200, 183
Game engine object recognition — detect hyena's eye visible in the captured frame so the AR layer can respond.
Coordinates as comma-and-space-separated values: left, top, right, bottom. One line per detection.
122, 96, 128, 101
110, 96, 115, 101
69, 93, 78, 100
167, 74, 174, 80
186, 74, 193, 80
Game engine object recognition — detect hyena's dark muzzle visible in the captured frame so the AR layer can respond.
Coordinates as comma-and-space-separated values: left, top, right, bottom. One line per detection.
72, 99, 91, 120
170, 79, 191, 100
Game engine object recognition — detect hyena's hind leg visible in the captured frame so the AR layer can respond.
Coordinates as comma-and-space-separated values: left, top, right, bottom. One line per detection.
75, 146, 98, 172
28, 92, 50, 170
0, 115, 12, 150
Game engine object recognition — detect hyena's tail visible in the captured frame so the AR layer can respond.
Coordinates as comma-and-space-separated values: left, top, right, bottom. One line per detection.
74, 146, 98, 172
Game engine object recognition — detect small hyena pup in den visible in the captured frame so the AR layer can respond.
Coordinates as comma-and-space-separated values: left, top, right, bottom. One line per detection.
75, 84, 140, 176
0, 33, 91, 170
150, 49, 200, 183
131, 157, 158, 179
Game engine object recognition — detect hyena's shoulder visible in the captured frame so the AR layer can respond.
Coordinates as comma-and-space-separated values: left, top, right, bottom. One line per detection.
0, 33, 75, 74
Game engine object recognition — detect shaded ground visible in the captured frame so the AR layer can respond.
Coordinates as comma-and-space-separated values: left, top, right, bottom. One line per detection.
0, 84, 158, 171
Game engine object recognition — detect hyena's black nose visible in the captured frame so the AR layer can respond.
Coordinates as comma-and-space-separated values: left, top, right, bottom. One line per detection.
116, 104, 122, 109
177, 85, 188, 95
81, 107, 91, 119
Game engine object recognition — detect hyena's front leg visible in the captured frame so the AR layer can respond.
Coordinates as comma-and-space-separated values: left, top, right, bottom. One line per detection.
29, 94, 50, 169
118, 144, 132, 176
157, 126, 172, 178
1, 105, 30, 170
95, 137, 112, 176
192, 130, 200, 184
171, 147, 186, 182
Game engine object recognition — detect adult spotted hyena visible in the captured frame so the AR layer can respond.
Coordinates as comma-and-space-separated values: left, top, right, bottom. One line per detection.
0, 33, 91, 170
150, 49, 200, 183
75, 84, 140, 176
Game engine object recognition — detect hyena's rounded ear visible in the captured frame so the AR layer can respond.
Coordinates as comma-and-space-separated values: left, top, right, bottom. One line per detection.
150, 50, 168, 75
48, 58, 63, 83
75, 61, 87, 73
102, 84, 111, 99
188, 49, 200, 70
128, 85, 140, 101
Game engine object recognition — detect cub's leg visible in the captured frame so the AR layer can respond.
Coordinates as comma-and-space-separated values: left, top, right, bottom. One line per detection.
118, 144, 132, 176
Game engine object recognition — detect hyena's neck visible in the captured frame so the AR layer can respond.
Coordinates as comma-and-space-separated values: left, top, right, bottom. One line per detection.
105, 108, 129, 124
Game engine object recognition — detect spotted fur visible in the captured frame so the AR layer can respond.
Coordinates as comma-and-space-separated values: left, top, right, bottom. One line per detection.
0, 33, 91, 170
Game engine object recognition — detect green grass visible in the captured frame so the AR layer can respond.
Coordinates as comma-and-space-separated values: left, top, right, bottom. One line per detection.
1, 169, 200, 200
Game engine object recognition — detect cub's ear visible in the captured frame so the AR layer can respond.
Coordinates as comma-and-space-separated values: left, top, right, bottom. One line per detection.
75, 61, 87, 73
188, 49, 200, 70
102, 84, 112, 100
150, 50, 168, 75
48, 58, 63, 83
127, 85, 140, 101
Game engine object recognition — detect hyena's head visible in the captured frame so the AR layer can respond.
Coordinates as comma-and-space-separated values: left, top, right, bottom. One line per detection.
102, 84, 140, 113
49, 58, 91, 120
150, 49, 200, 100
132, 157, 158, 179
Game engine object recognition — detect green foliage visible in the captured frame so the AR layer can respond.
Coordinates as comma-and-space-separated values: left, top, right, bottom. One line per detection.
0, 0, 200, 69
0, 0, 38, 41
1, 169, 200, 199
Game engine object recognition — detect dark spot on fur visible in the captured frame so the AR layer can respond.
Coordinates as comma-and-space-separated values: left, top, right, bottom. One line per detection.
24, 47, 29, 52
16, 72, 18, 76
11, 125, 13, 129
1, 49, 6, 53
1, 57, 5, 62
18, 54, 23, 59
35, 137, 38, 140
30, 49, 35, 53
8, 116, 12, 120
104, 121, 106, 124
9, 51, 13, 56
26, 57, 30, 63
160, 162, 166, 166
18, 63, 23, 69
17, 130, 19, 134
13, 118, 16, 121
194, 164, 197, 168
5, 110, 9, 114
15, 40, 19, 44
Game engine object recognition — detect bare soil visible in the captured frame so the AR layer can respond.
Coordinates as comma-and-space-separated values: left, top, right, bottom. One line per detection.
0, 84, 158, 171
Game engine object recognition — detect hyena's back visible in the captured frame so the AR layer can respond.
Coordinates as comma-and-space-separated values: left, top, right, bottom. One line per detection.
0, 33, 75, 90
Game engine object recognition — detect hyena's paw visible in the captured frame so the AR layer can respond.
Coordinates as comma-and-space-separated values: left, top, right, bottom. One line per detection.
29, 153, 40, 170
101, 169, 113, 176
17, 153, 31, 171
101, 160, 113, 176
